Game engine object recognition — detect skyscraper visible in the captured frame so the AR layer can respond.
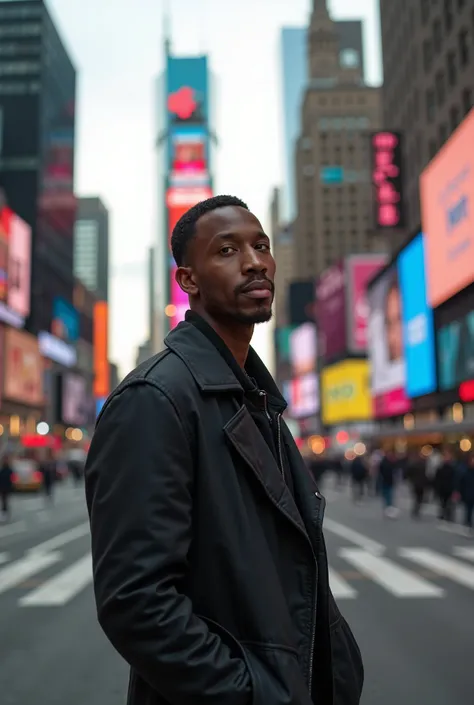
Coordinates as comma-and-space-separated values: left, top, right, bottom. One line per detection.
293, 0, 383, 280
74, 197, 109, 302
281, 20, 365, 221
379, 0, 474, 243
0, 0, 77, 338
154, 29, 214, 342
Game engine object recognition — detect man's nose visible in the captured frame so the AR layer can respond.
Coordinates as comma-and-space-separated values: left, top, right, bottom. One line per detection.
242, 247, 266, 273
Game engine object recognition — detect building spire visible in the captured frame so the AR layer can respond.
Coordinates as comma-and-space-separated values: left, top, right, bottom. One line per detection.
308, 0, 339, 80
163, 0, 171, 56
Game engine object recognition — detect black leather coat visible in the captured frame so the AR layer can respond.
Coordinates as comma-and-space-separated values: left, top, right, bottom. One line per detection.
85, 322, 363, 705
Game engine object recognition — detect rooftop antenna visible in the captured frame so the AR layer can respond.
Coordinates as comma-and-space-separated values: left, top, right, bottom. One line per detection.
163, 0, 171, 57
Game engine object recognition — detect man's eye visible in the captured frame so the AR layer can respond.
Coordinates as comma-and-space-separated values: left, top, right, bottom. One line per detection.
256, 243, 270, 251
220, 246, 235, 255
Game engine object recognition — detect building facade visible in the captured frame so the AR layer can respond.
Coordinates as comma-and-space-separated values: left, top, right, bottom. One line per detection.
380, 0, 474, 240
293, 0, 384, 281
281, 20, 365, 221
74, 197, 109, 303
270, 187, 295, 328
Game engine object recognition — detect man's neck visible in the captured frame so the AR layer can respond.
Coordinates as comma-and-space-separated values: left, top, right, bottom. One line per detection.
192, 309, 253, 368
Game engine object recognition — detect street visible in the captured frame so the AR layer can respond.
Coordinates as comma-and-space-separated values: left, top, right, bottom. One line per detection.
1, 480, 473, 705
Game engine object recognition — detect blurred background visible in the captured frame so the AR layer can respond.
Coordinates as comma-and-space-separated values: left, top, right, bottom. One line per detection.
1, 1, 474, 704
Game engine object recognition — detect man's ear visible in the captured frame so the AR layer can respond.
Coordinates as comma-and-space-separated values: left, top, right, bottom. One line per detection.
176, 266, 198, 296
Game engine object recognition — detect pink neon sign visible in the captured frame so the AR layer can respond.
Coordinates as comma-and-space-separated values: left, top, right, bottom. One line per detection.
371, 131, 404, 229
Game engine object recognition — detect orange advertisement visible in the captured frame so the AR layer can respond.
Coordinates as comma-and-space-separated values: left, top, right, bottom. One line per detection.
93, 300, 109, 398
4, 328, 44, 406
420, 108, 474, 307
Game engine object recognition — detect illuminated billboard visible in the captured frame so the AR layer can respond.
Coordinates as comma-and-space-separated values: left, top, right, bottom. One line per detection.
0, 205, 32, 326
321, 359, 372, 426
93, 301, 109, 399
420, 109, 474, 307
371, 131, 404, 229
165, 55, 212, 331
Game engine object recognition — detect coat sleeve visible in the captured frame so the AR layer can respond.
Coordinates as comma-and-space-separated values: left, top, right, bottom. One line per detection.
85, 382, 252, 705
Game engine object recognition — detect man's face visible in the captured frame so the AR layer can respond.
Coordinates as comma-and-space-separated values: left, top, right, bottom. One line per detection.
178, 206, 276, 325
385, 286, 403, 362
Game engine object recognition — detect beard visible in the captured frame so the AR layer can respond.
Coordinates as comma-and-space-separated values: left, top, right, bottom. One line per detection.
230, 306, 273, 325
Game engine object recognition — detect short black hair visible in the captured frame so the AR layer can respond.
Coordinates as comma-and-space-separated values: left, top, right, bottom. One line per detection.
171, 194, 249, 266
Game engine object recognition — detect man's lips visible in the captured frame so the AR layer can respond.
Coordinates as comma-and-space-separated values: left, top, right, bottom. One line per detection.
240, 281, 273, 299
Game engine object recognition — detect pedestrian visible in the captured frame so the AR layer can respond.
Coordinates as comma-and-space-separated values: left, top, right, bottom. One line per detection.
434, 449, 456, 522
459, 453, 474, 533
351, 455, 367, 503
39, 449, 56, 505
85, 195, 364, 705
0, 454, 14, 522
406, 451, 428, 519
379, 449, 399, 518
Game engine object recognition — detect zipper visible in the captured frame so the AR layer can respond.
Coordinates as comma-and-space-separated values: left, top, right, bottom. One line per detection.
259, 390, 272, 423
276, 413, 284, 477
308, 490, 324, 696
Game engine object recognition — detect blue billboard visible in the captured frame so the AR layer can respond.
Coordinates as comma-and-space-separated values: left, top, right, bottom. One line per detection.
166, 56, 209, 162
398, 233, 436, 398
52, 296, 79, 343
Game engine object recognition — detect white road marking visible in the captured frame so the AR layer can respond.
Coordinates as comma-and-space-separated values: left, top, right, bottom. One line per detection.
324, 518, 384, 555
340, 548, 444, 598
400, 548, 474, 591
437, 522, 472, 537
27, 522, 90, 555
453, 547, 474, 561
0, 520, 26, 538
20, 553, 93, 607
0, 551, 62, 596
329, 567, 357, 599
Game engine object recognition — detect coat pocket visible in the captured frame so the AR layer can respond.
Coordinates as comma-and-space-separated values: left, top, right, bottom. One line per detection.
241, 642, 313, 705
330, 615, 364, 705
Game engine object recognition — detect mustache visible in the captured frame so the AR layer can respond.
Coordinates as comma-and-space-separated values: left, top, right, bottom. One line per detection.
235, 275, 275, 296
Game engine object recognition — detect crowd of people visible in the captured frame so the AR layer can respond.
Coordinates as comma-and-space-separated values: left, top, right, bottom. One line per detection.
307, 446, 474, 533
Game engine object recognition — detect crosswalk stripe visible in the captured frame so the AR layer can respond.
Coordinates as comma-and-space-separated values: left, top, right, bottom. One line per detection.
19, 553, 92, 607
339, 548, 444, 597
329, 567, 357, 599
453, 547, 474, 561
400, 548, 474, 590
0, 551, 61, 596
27, 522, 90, 555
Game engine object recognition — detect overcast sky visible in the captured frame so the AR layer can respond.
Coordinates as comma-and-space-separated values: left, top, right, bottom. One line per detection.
48, 0, 382, 377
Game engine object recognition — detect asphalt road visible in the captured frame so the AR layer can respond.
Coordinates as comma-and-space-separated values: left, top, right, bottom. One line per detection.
0, 479, 473, 704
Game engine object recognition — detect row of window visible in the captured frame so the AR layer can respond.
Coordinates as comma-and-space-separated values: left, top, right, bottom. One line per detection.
426, 84, 472, 124
0, 60, 40, 75
421, 0, 467, 29
423, 25, 471, 73
0, 23, 41, 37
0, 42, 41, 57
0, 7, 43, 20
317, 116, 371, 131
0, 80, 40, 94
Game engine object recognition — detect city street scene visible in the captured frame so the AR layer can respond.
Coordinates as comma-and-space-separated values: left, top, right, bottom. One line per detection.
1, 0, 474, 704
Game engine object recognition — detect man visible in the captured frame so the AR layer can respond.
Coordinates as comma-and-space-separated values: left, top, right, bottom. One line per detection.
85, 195, 363, 705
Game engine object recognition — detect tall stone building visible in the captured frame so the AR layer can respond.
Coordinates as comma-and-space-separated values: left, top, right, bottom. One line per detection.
270, 188, 295, 328
294, 0, 384, 279
380, 0, 474, 239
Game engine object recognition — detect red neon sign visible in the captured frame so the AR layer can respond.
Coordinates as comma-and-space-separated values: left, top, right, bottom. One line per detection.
168, 87, 197, 120
371, 131, 404, 229
459, 381, 474, 403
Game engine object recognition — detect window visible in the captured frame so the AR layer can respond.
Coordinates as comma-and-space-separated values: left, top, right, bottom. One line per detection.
435, 70, 445, 105
429, 139, 437, 159
462, 87, 472, 115
426, 87, 436, 122
423, 38, 433, 71
444, 0, 454, 33
0, 23, 41, 37
433, 19, 443, 52
458, 29, 469, 67
439, 123, 448, 145
0, 61, 40, 75
447, 51, 457, 86
450, 105, 460, 131
421, 0, 430, 24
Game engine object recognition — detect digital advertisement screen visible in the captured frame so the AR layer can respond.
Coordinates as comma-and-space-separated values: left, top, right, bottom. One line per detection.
52, 297, 79, 343
3, 329, 44, 407
371, 131, 404, 229
368, 264, 411, 417
398, 233, 437, 398
421, 109, 474, 307
169, 127, 208, 186
321, 359, 372, 426
289, 323, 317, 377
315, 263, 346, 360
437, 309, 474, 391
0, 205, 32, 324
346, 255, 387, 354
166, 56, 209, 128
62, 373, 89, 426
93, 301, 109, 399
284, 373, 319, 419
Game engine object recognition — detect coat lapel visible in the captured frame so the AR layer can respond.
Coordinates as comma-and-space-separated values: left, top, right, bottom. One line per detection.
223, 405, 309, 539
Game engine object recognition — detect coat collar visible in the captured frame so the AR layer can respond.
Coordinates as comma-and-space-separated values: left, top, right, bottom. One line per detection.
164, 319, 287, 410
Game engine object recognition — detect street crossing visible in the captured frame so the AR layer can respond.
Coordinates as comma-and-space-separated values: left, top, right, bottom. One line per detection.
0, 520, 474, 606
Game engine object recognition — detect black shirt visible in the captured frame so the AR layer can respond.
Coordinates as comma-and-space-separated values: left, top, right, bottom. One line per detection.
186, 311, 295, 497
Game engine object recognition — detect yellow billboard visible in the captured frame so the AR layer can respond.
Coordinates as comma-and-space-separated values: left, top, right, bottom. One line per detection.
321, 359, 372, 426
